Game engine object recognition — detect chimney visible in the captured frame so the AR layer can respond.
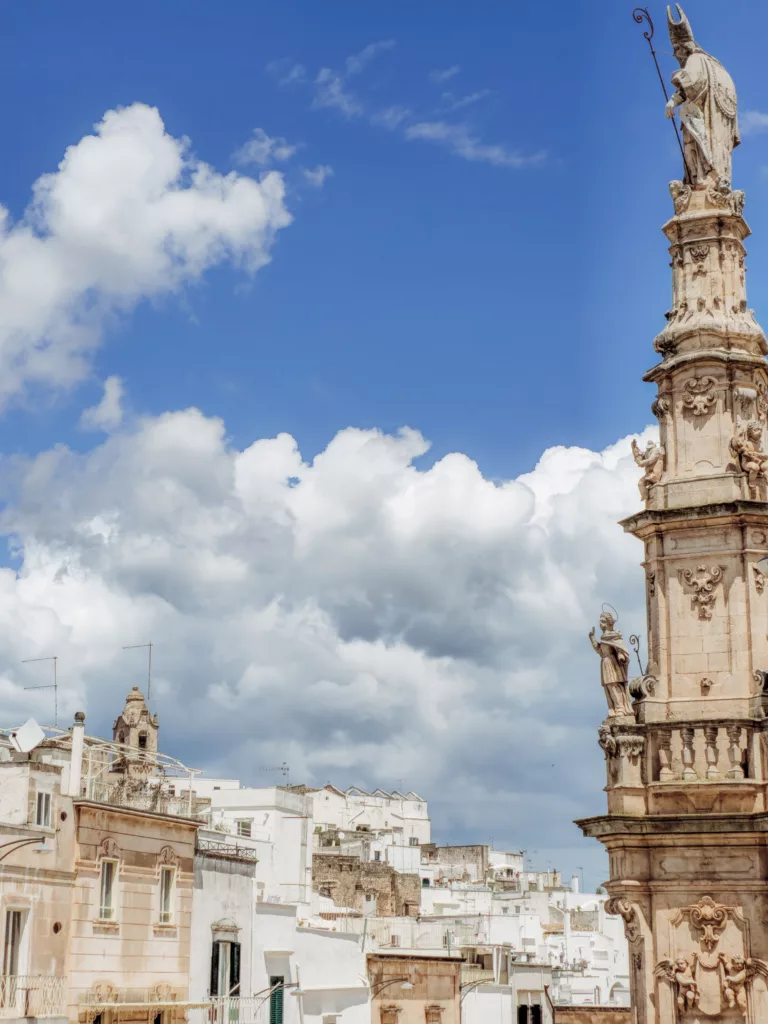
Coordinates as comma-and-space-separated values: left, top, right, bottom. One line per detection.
66, 712, 86, 797
571, 873, 580, 894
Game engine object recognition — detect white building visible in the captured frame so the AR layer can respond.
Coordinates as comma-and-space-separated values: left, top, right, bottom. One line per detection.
312, 785, 431, 846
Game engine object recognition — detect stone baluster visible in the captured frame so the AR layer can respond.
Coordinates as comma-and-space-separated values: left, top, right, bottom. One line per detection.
658, 730, 674, 781
704, 726, 720, 780
681, 727, 697, 781
726, 725, 745, 779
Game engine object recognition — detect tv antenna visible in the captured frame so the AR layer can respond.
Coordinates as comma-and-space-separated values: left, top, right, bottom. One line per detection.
122, 642, 153, 701
22, 655, 58, 727
260, 762, 290, 785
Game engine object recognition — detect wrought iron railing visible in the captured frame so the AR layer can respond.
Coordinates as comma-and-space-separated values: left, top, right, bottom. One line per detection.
0, 975, 66, 1017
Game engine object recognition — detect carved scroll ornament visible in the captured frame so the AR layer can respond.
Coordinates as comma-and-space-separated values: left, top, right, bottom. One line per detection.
682, 376, 717, 416
681, 565, 724, 620
605, 896, 641, 944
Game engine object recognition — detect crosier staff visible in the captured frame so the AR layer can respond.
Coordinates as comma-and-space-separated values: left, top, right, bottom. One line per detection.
632, 6, 690, 180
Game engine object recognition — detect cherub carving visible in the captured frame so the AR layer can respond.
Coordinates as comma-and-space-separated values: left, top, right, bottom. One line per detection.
655, 955, 699, 1013
632, 439, 665, 501
719, 953, 768, 1016
730, 422, 768, 498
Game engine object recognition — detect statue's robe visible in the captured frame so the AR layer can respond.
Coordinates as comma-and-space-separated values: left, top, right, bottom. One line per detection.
672, 49, 739, 187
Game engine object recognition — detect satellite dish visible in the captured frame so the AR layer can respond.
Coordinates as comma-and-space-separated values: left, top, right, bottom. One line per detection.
10, 719, 46, 753
338, 832, 346, 839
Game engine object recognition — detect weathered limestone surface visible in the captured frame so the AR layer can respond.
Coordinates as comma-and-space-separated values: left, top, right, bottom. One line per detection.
577, 8, 768, 1023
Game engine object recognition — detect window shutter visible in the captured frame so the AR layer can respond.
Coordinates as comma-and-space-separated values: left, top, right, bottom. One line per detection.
210, 942, 220, 996
229, 942, 241, 995
269, 978, 284, 1024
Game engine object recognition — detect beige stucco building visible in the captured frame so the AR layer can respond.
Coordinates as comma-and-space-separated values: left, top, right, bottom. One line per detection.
0, 689, 204, 1024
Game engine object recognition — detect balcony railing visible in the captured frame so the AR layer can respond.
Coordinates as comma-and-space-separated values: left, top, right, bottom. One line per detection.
81, 777, 207, 821
0, 976, 66, 1018
187, 998, 268, 1024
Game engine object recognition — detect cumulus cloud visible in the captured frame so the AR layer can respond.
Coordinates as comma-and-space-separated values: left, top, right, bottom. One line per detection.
0, 103, 292, 404
404, 121, 546, 168
266, 60, 307, 87
233, 128, 299, 167
302, 165, 334, 188
80, 375, 125, 431
0, 411, 655, 880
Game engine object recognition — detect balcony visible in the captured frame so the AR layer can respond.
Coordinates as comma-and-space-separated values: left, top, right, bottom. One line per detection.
81, 776, 208, 821
0, 976, 66, 1018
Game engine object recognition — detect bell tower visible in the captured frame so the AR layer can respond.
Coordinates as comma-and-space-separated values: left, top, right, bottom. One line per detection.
113, 685, 159, 755
578, 7, 768, 1022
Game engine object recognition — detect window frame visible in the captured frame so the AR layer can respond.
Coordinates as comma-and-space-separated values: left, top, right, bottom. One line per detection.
236, 819, 253, 838
99, 859, 118, 921
159, 865, 175, 925
35, 791, 52, 828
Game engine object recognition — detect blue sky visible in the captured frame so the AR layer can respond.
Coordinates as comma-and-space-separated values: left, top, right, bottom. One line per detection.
1, 0, 767, 888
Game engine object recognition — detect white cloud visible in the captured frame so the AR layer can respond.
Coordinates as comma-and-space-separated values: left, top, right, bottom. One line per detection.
443, 89, 492, 111
0, 103, 292, 405
404, 121, 546, 168
313, 68, 364, 117
233, 128, 299, 167
371, 106, 412, 131
302, 165, 334, 188
0, 411, 656, 878
80, 375, 125, 432
740, 110, 768, 136
345, 40, 395, 76
430, 66, 460, 84
266, 60, 306, 87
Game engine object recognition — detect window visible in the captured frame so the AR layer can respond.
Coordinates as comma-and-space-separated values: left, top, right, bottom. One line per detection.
503, 906, 509, 914
425, 1008, 443, 1024
269, 976, 284, 1024
159, 867, 175, 924
422, 878, 430, 887
35, 791, 51, 828
390, 935, 400, 947
138, 732, 147, 750
99, 860, 117, 920
2, 911, 22, 978
409, 837, 419, 847
210, 941, 241, 997
374, 851, 381, 862
381, 1009, 399, 1024
236, 820, 252, 838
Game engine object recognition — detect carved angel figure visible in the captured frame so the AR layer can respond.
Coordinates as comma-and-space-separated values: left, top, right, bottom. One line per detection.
655, 956, 699, 1013
589, 613, 633, 718
719, 954, 768, 1016
665, 5, 739, 188
632, 439, 665, 501
730, 422, 768, 498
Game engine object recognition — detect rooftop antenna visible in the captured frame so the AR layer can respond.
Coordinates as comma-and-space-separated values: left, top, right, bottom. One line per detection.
122, 642, 153, 701
260, 762, 290, 786
632, 7, 690, 179
22, 655, 58, 727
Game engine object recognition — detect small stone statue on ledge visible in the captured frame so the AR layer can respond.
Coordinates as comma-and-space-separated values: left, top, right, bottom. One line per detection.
730, 422, 768, 499
589, 612, 633, 718
632, 438, 665, 501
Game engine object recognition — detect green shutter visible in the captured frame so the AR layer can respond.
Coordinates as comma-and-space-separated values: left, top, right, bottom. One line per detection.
269, 977, 284, 1024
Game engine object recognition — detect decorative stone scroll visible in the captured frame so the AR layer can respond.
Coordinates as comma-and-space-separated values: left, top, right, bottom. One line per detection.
681, 564, 724, 620
605, 896, 642, 944
99, 837, 119, 860
682, 376, 717, 416
674, 896, 731, 952
159, 845, 179, 867
651, 394, 670, 419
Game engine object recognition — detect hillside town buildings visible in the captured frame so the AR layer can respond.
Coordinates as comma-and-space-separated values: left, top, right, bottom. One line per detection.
0, 688, 629, 1024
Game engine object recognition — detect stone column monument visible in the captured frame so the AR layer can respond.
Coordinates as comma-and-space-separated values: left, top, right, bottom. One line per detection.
577, 6, 768, 1021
